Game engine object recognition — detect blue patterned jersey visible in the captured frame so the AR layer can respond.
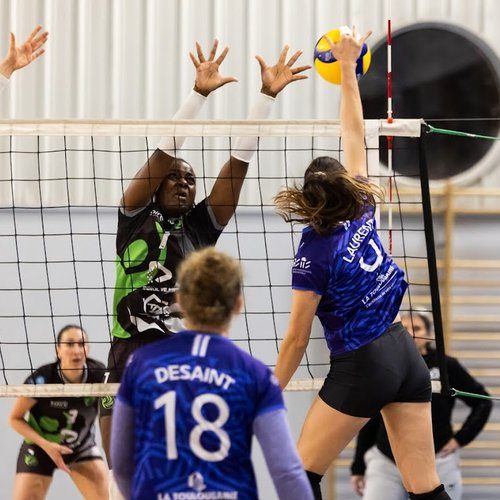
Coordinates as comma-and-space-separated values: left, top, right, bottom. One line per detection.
117, 330, 284, 500
292, 204, 407, 356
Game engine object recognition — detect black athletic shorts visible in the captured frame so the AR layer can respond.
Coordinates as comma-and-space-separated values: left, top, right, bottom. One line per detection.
319, 322, 431, 418
100, 331, 167, 416
16, 442, 102, 476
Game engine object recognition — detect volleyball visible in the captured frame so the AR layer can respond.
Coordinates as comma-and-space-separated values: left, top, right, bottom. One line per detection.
314, 26, 371, 84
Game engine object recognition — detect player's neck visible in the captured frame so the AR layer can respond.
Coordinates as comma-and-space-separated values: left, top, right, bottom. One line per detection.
184, 320, 229, 337
59, 364, 86, 383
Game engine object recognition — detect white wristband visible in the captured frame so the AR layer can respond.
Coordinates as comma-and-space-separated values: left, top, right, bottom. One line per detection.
232, 93, 276, 163
0, 73, 10, 95
158, 89, 207, 156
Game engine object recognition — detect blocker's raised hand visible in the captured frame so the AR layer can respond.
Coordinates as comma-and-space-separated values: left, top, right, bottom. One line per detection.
190, 39, 238, 97
0, 25, 48, 78
257, 45, 311, 98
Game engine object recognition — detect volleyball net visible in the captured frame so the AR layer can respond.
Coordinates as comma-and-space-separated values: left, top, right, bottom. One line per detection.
0, 118, 446, 397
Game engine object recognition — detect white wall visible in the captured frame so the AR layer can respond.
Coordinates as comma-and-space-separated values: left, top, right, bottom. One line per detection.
0, 0, 499, 122
1, 1, 500, 499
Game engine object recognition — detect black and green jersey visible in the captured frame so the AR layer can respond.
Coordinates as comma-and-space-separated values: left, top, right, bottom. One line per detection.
112, 199, 223, 339
24, 359, 105, 451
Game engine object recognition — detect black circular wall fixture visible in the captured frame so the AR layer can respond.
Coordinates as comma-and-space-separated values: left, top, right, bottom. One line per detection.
359, 22, 500, 182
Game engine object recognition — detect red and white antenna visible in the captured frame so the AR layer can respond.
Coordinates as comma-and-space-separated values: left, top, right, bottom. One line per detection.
386, 0, 394, 254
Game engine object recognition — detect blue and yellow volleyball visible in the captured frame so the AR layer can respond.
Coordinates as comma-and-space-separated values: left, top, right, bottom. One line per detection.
314, 27, 371, 85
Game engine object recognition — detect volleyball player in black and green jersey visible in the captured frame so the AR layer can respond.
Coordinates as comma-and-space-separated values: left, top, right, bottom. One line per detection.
101, 39, 311, 471
10, 325, 108, 500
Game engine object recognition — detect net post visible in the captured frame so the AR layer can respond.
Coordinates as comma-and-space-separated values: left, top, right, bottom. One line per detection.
418, 130, 450, 395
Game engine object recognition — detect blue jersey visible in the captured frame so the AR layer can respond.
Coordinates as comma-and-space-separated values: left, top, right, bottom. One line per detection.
292, 204, 407, 356
117, 330, 284, 500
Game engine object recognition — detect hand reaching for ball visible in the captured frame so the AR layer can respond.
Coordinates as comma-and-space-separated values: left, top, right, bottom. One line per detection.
326, 26, 372, 65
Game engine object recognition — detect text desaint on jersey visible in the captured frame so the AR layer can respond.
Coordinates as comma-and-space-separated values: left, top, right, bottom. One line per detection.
155, 364, 236, 390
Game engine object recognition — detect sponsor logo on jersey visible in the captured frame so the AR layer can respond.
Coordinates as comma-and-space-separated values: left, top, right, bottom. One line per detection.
188, 472, 206, 492
143, 294, 172, 316
24, 448, 39, 467
293, 256, 311, 269
292, 256, 312, 276
361, 264, 397, 307
150, 209, 164, 222
156, 491, 238, 499
100, 396, 115, 410
50, 400, 68, 409
84, 397, 96, 407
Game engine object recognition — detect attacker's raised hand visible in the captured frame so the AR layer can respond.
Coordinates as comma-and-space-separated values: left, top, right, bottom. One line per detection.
325, 26, 371, 65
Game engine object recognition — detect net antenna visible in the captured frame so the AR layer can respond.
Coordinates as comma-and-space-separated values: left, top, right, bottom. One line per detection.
0, 118, 422, 397
386, 0, 394, 254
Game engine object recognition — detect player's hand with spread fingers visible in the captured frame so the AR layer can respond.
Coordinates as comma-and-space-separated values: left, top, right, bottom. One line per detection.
190, 39, 238, 97
0, 25, 48, 78
41, 441, 73, 474
326, 26, 371, 65
257, 45, 311, 98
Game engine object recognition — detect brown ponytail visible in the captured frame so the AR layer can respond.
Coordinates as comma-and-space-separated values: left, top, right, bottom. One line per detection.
274, 156, 383, 235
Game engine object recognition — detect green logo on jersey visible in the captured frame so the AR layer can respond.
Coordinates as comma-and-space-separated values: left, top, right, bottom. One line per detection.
84, 397, 96, 407
40, 416, 59, 433
112, 222, 169, 339
24, 449, 39, 467
101, 396, 115, 410
27, 414, 61, 444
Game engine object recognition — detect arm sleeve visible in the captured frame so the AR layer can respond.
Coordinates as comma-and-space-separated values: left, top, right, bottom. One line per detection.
253, 409, 313, 500
350, 415, 380, 475
111, 399, 135, 499
449, 358, 493, 446
254, 366, 285, 418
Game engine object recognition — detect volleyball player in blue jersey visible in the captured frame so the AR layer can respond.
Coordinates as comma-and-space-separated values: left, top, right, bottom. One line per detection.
111, 247, 313, 500
274, 29, 451, 500
0, 25, 48, 92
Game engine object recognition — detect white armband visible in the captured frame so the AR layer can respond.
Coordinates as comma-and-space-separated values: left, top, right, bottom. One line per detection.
0, 73, 10, 95
231, 93, 276, 163
158, 89, 207, 156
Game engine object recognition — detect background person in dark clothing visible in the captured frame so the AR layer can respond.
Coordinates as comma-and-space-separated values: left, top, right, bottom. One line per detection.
350, 312, 493, 500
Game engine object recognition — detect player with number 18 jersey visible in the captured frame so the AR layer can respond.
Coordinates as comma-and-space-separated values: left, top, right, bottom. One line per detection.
117, 330, 284, 499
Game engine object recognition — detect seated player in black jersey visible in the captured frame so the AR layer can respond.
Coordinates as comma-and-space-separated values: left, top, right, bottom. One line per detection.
111, 247, 313, 500
350, 312, 492, 500
9, 325, 108, 500
0, 24, 48, 91
100, 39, 311, 489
